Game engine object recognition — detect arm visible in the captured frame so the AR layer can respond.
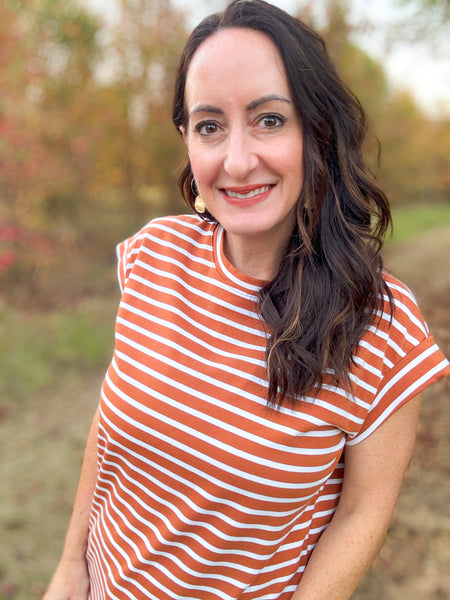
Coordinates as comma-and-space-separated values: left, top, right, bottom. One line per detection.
292, 394, 422, 600
43, 408, 100, 600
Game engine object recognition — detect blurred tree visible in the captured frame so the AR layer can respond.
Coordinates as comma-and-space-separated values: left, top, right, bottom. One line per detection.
399, 0, 449, 19
296, 0, 450, 206
0, 0, 105, 304
0, 0, 189, 307
380, 0, 449, 48
313, 0, 390, 174
1, 0, 447, 307
375, 91, 440, 204
93, 0, 188, 217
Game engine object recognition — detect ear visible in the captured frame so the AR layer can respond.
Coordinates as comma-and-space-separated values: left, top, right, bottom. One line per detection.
179, 125, 187, 144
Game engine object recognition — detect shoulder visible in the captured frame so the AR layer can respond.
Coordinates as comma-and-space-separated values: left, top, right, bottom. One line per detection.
121, 214, 214, 253
359, 271, 433, 372
380, 271, 430, 346
116, 214, 215, 292
354, 270, 444, 404
346, 271, 449, 445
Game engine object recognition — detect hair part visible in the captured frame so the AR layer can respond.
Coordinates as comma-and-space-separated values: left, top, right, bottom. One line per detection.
172, 0, 393, 407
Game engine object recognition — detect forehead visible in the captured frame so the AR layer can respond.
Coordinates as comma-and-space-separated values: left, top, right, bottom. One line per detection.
185, 28, 290, 107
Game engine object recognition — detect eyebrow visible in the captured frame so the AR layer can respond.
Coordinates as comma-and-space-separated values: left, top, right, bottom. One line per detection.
247, 94, 291, 110
189, 94, 291, 116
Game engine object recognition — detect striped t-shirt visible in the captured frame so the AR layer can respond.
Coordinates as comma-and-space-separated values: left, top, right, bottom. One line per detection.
86, 214, 449, 600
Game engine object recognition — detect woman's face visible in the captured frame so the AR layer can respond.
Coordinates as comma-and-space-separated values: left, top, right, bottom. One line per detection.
181, 27, 304, 256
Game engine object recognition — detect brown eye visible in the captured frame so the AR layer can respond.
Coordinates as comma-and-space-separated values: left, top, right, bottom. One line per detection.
260, 114, 284, 128
196, 121, 219, 135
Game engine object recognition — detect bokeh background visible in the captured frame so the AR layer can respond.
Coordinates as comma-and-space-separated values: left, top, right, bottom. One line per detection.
0, 0, 449, 598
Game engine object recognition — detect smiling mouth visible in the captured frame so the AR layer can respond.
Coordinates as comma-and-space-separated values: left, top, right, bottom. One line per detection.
223, 185, 273, 199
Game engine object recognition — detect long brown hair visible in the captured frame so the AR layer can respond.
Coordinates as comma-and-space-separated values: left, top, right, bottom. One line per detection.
172, 0, 392, 407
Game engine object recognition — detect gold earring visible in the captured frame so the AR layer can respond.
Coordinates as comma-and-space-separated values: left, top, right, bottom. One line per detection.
194, 195, 206, 214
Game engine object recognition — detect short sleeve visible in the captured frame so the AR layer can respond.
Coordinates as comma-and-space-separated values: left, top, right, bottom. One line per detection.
116, 226, 149, 293
347, 276, 449, 445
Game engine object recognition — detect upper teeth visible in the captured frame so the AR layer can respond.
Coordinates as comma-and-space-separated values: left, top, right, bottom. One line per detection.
224, 185, 271, 199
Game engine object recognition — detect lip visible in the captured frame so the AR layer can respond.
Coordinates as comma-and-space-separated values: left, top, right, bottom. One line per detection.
220, 184, 275, 208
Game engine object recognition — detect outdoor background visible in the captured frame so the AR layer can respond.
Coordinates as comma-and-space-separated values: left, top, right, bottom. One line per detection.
0, 0, 449, 598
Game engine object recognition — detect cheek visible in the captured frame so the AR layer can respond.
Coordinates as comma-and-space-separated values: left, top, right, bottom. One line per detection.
189, 148, 219, 187
285, 141, 304, 187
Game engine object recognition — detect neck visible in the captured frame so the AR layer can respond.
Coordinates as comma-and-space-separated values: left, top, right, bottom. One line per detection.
223, 230, 291, 281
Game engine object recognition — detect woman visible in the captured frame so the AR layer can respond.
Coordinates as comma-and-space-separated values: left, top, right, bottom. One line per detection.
44, 1, 449, 598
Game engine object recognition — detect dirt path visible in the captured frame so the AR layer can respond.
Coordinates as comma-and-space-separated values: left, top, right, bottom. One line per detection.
354, 223, 450, 600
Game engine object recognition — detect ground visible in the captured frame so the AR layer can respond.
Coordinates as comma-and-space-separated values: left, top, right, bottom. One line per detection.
0, 222, 449, 599
354, 223, 450, 600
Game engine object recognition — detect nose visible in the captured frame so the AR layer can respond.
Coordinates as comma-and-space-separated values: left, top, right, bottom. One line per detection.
223, 128, 259, 181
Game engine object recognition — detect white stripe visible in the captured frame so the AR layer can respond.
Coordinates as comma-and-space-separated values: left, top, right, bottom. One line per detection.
97, 462, 306, 550
91, 486, 257, 579
386, 337, 407, 359
375, 308, 421, 347
384, 292, 428, 337
119, 300, 265, 366
383, 356, 395, 369
116, 238, 129, 293
140, 242, 258, 301
95, 475, 255, 584
113, 340, 268, 412
357, 338, 385, 361
101, 448, 307, 533
100, 394, 328, 503
135, 258, 261, 321
371, 344, 440, 411
387, 280, 419, 306
301, 391, 365, 426
366, 323, 389, 341
116, 315, 268, 387
356, 334, 395, 372
96, 438, 321, 550
97, 428, 317, 518
107, 358, 341, 475
130, 271, 267, 338
348, 355, 448, 445
92, 468, 327, 598
319, 382, 371, 410
86, 542, 108, 599
150, 221, 213, 251
154, 214, 214, 238
142, 233, 215, 269
93, 495, 226, 600
116, 315, 348, 439
347, 371, 378, 396
123, 287, 267, 351
352, 354, 382, 377
89, 512, 137, 599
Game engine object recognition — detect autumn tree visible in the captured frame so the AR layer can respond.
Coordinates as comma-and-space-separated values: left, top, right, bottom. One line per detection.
1, 0, 447, 307
296, 0, 449, 205
0, 0, 189, 306
93, 0, 188, 218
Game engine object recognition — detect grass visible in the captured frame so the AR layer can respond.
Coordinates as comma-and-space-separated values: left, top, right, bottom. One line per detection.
0, 374, 100, 598
388, 202, 450, 245
0, 295, 118, 599
0, 296, 118, 403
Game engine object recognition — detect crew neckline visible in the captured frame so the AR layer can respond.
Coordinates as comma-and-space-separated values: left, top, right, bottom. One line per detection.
212, 224, 267, 294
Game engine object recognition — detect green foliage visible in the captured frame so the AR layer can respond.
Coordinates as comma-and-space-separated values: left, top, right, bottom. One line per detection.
388, 202, 450, 244
302, 1, 450, 207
